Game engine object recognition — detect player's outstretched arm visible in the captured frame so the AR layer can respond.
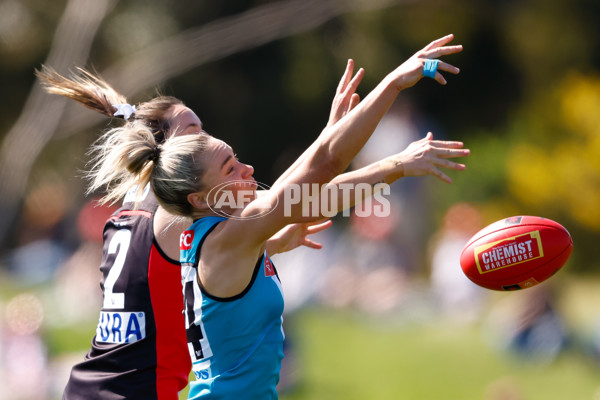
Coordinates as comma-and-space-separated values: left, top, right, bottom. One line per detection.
271, 34, 462, 193
223, 34, 464, 252
273, 59, 363, 187
313, 132, 469, 214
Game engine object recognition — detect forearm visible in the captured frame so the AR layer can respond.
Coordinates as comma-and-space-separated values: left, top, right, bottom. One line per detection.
275, 76, 401, 190
272, 131, 324, 187
323, 156, 403, 213
330, 157, 403, 187
320, 77, 400, 173
274, 60, 363, 187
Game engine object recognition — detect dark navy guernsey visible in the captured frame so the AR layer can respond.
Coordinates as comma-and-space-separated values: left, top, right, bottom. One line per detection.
63, 186, 191, 400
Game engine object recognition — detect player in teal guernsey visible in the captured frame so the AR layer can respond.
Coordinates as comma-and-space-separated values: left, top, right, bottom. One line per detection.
181, 216, 285, 399
84, 34, 468, 399
37, 56, 364, 399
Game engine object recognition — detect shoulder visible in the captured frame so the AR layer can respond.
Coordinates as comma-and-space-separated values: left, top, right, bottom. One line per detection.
154, 206, 194, 261
191, 217, 265, 298
181, 216, 226, 265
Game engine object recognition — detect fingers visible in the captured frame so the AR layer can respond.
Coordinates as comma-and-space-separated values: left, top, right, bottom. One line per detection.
348, 93, 360, 112
434, 73, 448, 86
344, 68, 364, 97
402, 132, 469, 182
436, 60, 460, 75
420, 35, 462, 86
302, 220, 331, 250
434, 168, 453, 184
337, 60, 364, 95
411, 132, 434, 146
429, 140, 467, 150
429, 146, 469, 183
423, 134, 470, 182
421, 58, 460, 85
432, 159, 466, 184
424, 45, 463, 59
328, 62, 364, 126
337, 59, 355, 94
438, 148, 470, 158
436, 158, 467, 170
428, 143, 470, 164
302, 239, 323, 250
396, 34, 461, 89
432, 60, 460, 85
421, 33, 462, 57
423, 132, 466, 151
305, 219, 333, 234
423, 34, 456, 51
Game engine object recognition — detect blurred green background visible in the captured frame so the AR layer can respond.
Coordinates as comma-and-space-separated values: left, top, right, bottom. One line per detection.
1, 0, 600, 399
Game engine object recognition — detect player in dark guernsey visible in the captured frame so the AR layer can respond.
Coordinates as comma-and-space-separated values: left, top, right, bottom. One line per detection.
36, 69, 202, 399
36, 63, 358, 399
81, 35, 468, 399
69, 188, 186, 399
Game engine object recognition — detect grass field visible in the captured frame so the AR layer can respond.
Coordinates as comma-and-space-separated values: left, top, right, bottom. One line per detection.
9, 276, 600, 399
276, 308, 600, 400
175, 275, 600, 400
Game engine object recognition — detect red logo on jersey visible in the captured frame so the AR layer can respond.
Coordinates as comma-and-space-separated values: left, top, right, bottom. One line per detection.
264, 256, 275, 277
180, 230, 194, 250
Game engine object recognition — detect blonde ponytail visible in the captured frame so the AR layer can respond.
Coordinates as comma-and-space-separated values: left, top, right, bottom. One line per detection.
87, 121, 212, 216
36, 65, 184, 142
36, 65, 126, 118
150, 133, 211, 216
38, 65, 204, 211
86, 122, 159, 205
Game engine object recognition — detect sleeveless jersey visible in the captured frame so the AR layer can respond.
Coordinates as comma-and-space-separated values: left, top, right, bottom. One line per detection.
63, 186, 191, 400
180, 217, 285, 400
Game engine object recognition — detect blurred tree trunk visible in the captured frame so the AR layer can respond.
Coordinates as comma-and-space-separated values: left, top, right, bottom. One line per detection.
0, 0, 117, 248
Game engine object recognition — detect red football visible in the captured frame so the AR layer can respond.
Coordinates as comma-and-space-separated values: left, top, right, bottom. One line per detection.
460, 216, 573, 291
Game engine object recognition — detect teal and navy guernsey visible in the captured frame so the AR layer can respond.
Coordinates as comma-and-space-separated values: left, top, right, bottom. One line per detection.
180, 216, 285, 400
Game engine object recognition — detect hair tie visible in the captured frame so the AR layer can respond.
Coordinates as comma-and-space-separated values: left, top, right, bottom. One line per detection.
150, 145, 161, 162
113, 103, 137, 120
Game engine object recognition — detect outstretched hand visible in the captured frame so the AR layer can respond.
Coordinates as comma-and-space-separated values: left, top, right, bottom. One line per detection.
326, 59, 364, 128
390, 132, 470, 183
392, 34, 463, 90
271, 60, 364, 188
265, 220, 333, 255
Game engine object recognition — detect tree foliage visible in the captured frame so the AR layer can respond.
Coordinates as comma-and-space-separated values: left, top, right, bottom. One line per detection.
1, 0, 599, 272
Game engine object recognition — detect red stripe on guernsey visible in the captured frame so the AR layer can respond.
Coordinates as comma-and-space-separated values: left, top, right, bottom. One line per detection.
265, 256, 275, 277
148, 245, 191, 399
109, 210, 153, 220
